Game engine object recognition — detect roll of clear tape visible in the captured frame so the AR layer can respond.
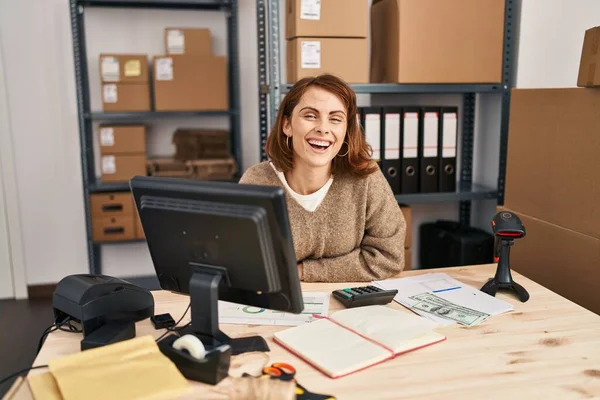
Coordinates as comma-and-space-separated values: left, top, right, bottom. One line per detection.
172, 334, 206, 360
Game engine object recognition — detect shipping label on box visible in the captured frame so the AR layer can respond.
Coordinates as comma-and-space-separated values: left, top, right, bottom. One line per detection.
300, 0, 321, 20
156, 57, 174, 81
103, 84, 118, 103
167, 29, 185, 54
101, 56, 120, 82
301, 41, 321, 68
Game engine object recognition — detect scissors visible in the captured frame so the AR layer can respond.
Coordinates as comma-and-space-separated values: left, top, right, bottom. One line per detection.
261, 362, 336, 400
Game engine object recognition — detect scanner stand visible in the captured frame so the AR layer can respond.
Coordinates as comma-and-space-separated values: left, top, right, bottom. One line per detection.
481, 240, 530, 302
157, 267, 270, 385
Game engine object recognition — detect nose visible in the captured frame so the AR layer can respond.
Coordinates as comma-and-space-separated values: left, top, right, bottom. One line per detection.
315, 121, 331, 135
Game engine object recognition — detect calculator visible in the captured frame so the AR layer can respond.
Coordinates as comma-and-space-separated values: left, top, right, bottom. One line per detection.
332, 286, 399, 308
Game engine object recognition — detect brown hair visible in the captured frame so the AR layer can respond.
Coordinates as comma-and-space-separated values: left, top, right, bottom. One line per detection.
264, 74, 378, 177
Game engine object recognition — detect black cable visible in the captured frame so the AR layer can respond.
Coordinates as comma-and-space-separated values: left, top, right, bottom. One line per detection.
0, 365, 49, 387
155, 303, 191, 343
36, 317, 82, 356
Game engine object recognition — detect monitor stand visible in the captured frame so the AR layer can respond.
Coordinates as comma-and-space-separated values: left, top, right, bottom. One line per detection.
179, 267, 270, 356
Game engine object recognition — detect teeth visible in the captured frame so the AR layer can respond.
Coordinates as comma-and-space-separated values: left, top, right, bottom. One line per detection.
308, 139, 331, 147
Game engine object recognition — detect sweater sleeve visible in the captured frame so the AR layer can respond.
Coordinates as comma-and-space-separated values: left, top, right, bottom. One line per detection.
302, 170, 407, 282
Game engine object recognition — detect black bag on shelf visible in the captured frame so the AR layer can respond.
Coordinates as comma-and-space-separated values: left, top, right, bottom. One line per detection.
419, 220, 494, 269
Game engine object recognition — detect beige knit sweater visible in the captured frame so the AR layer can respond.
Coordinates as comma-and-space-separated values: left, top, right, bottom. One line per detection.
239, 162, 407, 282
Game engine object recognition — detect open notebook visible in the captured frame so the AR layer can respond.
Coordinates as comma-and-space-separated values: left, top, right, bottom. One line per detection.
273, 305, 446, 378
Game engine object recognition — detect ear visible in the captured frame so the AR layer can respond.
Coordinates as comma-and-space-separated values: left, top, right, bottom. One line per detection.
282, 116, 292, 137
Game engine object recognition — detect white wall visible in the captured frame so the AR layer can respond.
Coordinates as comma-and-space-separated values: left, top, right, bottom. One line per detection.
515, 0, 600, 88
0, 0, 596, 284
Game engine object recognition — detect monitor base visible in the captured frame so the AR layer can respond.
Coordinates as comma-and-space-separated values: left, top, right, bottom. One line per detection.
186, 265, 270, 355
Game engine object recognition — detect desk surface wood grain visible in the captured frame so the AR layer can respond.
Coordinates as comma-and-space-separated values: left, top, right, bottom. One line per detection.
9, 264, 600, 400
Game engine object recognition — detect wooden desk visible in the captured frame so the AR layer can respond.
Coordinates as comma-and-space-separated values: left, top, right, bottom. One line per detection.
7, 264, 600, 400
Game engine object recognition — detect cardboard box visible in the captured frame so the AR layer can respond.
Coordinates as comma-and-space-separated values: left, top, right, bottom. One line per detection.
165, 28, 212, 56
90, 193, 134, 217
497, 207, 600, 316
370, 0, 505, 83
92, 216, 135, 242
99, 54, 149, 84
147, 157, 191, 178
100, 154, 147, 183
286, 0, 367, 39
98, 125, 146, 155
400, 205, 412, 248
132, 197, 145, 240
101, 83, 150, 112
577, 26, 600, 87
173, 129, 230, 160
287, 38, 368, 83
186, 157, 238, 181
505, 88, 600, 239
153, 55, 228, 111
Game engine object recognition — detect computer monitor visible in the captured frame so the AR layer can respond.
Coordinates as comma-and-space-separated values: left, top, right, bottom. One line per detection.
129, 175, 304, 354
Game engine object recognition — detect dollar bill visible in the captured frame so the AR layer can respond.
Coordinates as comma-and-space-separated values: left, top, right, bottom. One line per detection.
408, 293, 490, 327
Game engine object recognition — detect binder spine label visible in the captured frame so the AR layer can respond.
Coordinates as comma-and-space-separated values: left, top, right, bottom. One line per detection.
404, 113, 418, 158
366, 113, 381, 160
385, 113, 400, 159
424, 112, 439, 157
443, 113, 458, 158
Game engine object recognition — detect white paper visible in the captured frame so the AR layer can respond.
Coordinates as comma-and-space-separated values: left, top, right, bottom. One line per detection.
300, 0, 321, 20
102, 84, 117, 103
100, 128, 114, 146
374, 273, 514, 325
101, 56, 119, 82
101, 156, 116, 174
167, 29, 185, 54
218, 292, 330, 326
156, 58, 173, 80
301, 41, 321, 69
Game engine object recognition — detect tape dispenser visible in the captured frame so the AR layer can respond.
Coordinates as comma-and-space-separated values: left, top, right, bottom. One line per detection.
158, 333, 232, 385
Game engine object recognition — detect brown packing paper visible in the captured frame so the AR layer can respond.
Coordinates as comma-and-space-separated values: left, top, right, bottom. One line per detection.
28, 335, 191, 400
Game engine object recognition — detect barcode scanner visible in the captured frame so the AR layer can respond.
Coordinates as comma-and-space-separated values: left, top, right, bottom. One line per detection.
480, 211, 530, 302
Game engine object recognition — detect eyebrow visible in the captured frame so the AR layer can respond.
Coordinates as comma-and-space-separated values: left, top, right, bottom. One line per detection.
299, 106, 346, 116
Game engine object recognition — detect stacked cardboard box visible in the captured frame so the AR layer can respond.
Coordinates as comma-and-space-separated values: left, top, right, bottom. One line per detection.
502, 88, 600, 315
90, 193, 144, 242
400, 205, 413, 269
153, 28, 228, 111
286, 0, 368, 83
577, 25, 600, 88
99, 54, 151, 111
370, 0, 505, 83
98, 125, 147, 183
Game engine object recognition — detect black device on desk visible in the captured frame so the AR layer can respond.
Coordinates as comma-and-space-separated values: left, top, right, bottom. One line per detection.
52, 274, 155, 350
480, 210, 530, 302
333, 286, 398, 308
130, 175, 304, 385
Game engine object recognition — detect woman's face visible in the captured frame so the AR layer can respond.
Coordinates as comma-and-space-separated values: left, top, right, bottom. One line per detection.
283, 86, 348, 171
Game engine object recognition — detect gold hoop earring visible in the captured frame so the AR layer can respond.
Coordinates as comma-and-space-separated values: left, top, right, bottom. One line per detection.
286, 135, 292, 149
338, 142, 349, 157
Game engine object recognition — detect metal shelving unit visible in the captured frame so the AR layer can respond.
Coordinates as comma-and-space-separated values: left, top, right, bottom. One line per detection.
70, 0, 240, 276
256, 0, 515, 226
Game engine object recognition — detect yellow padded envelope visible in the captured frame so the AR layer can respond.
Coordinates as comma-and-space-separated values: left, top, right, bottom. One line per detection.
29, 335, 192, 400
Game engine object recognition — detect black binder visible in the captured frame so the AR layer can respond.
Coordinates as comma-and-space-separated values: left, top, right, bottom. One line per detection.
439, 107, 458, 192
419, 107, 439, 193
400, 108, 420, 194
381, 107, 401, 193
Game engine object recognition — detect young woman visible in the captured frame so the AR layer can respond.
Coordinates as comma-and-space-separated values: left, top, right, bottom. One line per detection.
239, 74, 406, 282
